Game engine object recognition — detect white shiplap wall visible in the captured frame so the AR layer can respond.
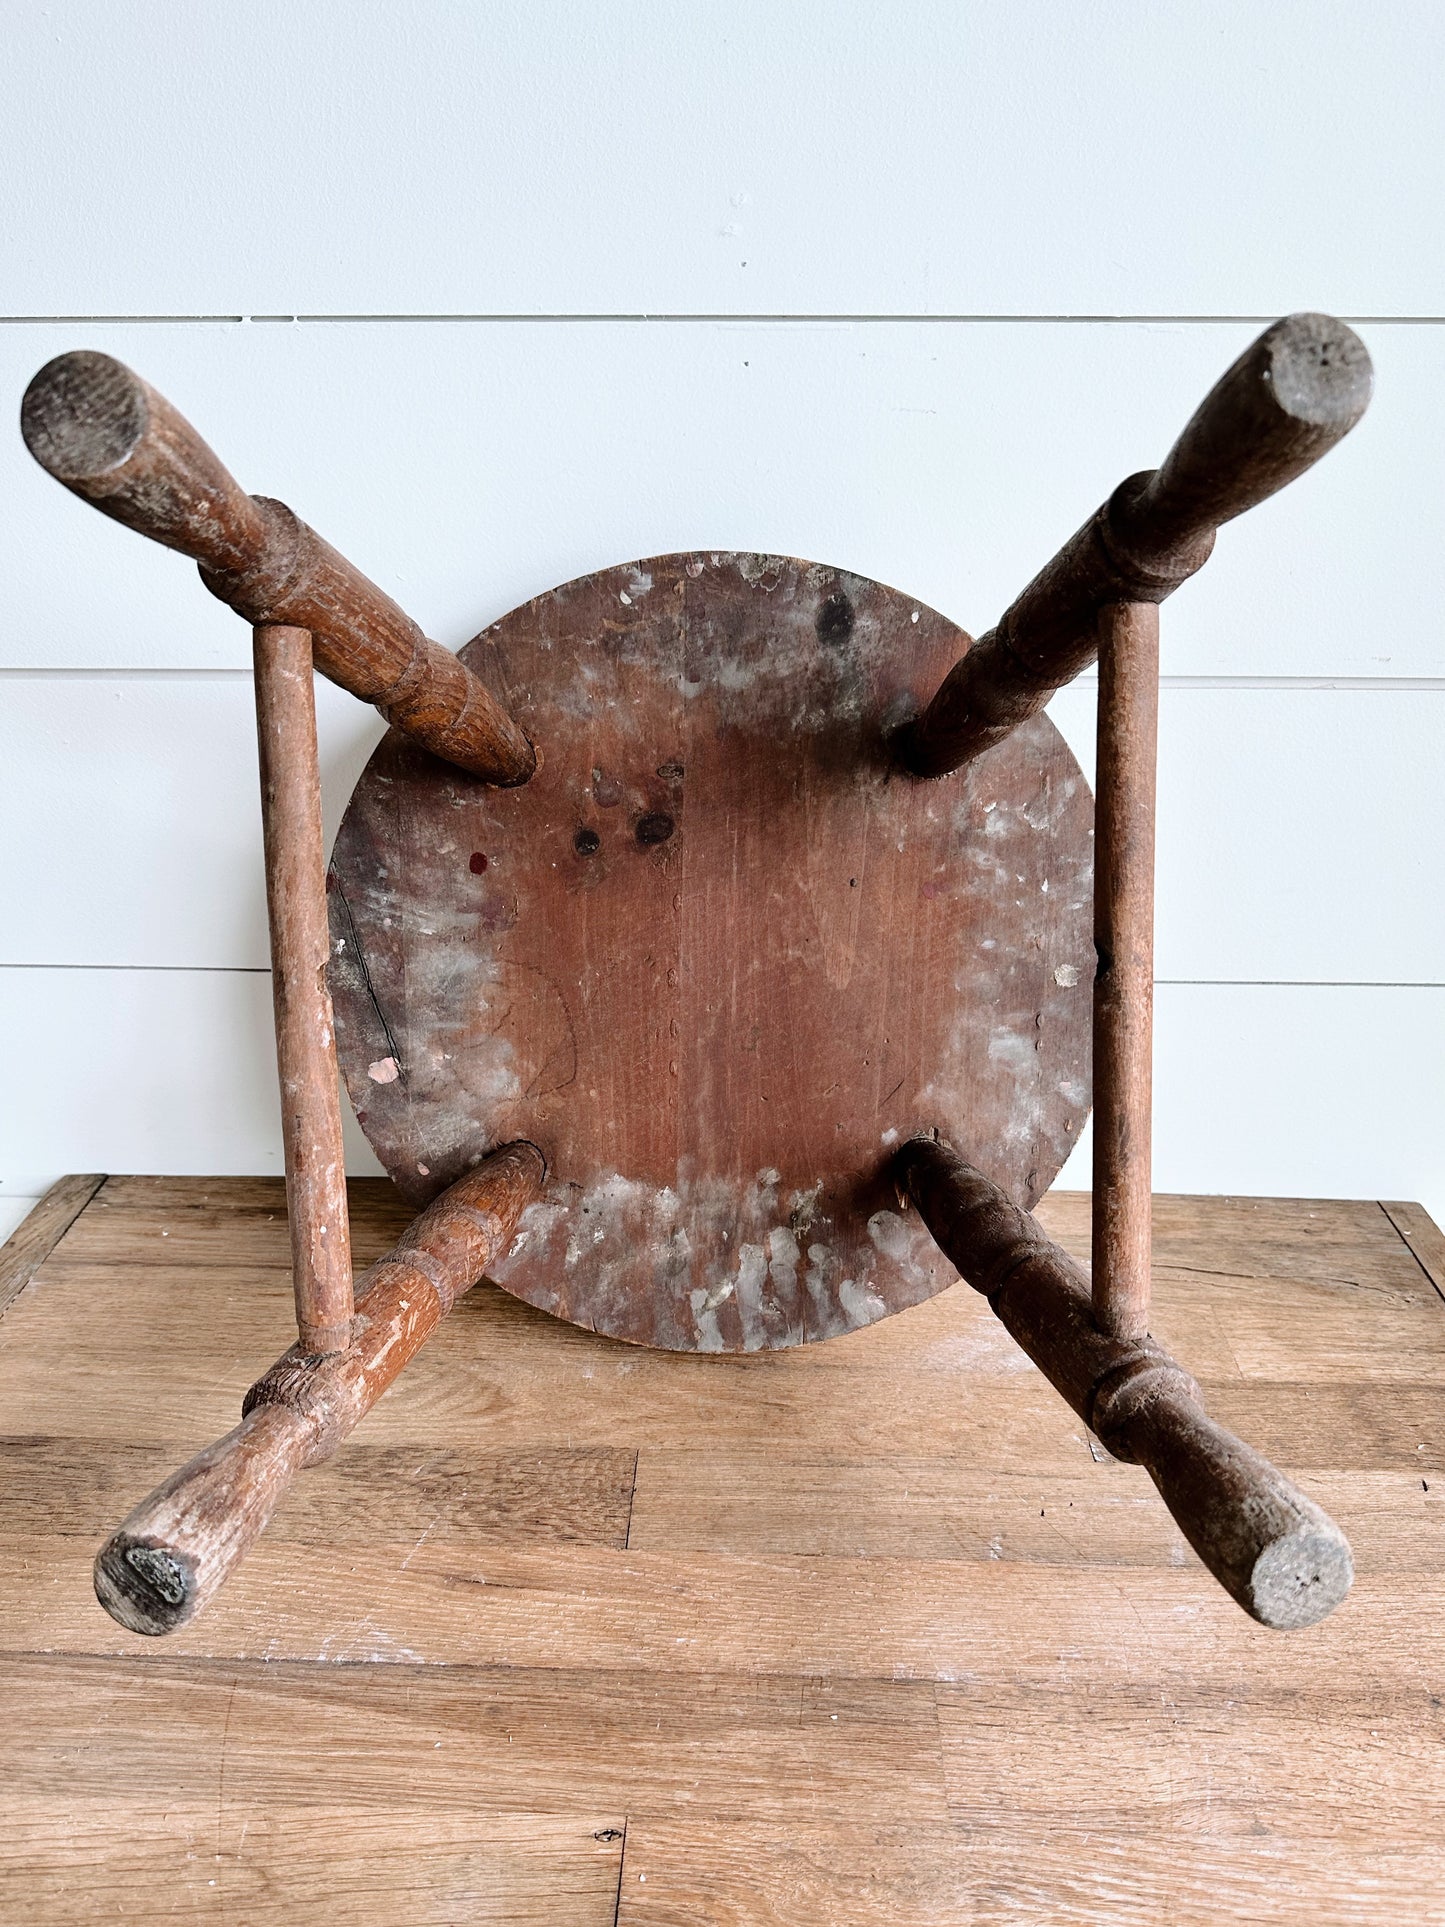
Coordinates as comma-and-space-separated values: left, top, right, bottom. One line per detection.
3, 1, 1443, 1238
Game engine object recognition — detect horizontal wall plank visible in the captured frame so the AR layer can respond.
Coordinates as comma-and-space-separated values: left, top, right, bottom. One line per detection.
6, 677, 1439, 985
3, 319, 1436, 678
1045, 682, 1445, 984
0, 966, 384, 1199
4, 1, 1442, 316
1051, 983, 1445, 1215
0, 675, 382, 968
0, 970, 1440, 1219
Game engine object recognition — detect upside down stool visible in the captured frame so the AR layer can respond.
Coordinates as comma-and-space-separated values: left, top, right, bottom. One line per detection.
20, 312, 1373, 1635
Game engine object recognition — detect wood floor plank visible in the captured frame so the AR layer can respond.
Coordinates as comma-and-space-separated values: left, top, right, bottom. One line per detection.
2, 1180, 1443, 1922
4, 1534, 1443, 1685
9, 1259, 1436, 1459
1152, 1253, 1443, 1314
0, 1437, 637, 1547
612, 1817, 1445, 1926
0, 1652, 947, 1823
61, 1181, 1432, 1307
4, 1800, 625, 1925
627, 1456, 1445, 1568
1038, 1189, 1417, 1260
59, 1177, 409, 1271
0, 1174, 105, 1318
0, 1275, 1104, 1465
19, 1249, 1250, 1384
1383, 1200, 1445, 1307
935, 1679, 1445, 1841
1199, 1379, 1445, 1469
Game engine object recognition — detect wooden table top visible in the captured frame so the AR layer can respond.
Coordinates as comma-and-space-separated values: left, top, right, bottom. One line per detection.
2, 1176, 1443, 1923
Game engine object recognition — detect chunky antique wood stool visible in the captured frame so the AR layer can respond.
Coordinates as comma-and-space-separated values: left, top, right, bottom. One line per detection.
21, 314, 1372, 1636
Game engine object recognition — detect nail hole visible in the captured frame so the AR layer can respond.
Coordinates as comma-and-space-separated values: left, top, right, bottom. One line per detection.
816, 592, 854, 646
574, 827, 601, 857
636, 811, 675, 846
468, 852, 488, 874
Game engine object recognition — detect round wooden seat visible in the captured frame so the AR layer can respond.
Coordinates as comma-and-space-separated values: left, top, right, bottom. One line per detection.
329, 552, 1092, 1351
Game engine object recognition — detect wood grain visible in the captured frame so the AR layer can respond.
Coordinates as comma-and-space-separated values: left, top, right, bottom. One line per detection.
253, 623, 354, 1351
4, 1799, 625, 1927
3, 1177, 1444, 1920
0, 1653, 945, 1822
0, 1173, 104, 1319
20, 351, 535, 784
93, 1145, 544, 1633
1092, 600, 1159, 1341
901, 315, 1373, 772
1383, 1201, 1445, 1308
329, 552, 1094, 1351
897, 1139, 1353, 1627
612, 1817, 1445, 1926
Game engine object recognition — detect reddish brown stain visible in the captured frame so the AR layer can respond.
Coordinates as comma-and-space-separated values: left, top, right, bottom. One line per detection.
327, 552, 1094, 1353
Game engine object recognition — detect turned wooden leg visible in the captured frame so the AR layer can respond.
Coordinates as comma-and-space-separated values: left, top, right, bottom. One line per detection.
1092, 600, 1159, 1343
22, 351, 536, 783
94, 1141, 544, 1635
896, 1138, 1353, 1629
897, 315, 1372, 775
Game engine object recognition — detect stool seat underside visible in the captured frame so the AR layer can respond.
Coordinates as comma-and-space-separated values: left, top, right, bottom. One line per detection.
328, 552, 1094, 1351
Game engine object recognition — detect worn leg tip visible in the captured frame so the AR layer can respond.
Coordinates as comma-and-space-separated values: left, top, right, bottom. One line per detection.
1244, 1525, 1354, 1631
94, 1536, 199, 1636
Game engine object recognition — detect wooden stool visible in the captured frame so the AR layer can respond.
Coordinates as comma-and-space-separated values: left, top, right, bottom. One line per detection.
21, 314, 1371, 1635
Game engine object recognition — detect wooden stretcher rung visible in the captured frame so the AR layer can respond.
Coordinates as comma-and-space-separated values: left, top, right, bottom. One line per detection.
1091, 599, 1159, 1344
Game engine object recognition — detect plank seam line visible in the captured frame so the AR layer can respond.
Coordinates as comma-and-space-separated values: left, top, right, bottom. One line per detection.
0, 1174, 107, 1323
5, 668, 1445, 690
0, 963, 272, 974
1380, 1202, 1445, 1310
611, 1816, 629, 1927
5, 965, 1443, 990
1155, 980, 1445, 990
3, 312, 1445, 327
623, 1451, 640, 1552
